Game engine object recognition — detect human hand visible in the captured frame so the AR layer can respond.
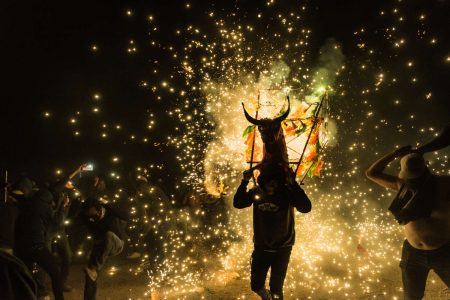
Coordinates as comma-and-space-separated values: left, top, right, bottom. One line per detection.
63, 195, 70, 208
242, 170, 253, 182
393, 145, 412, 158
78, 164, 89, 172
286, 168, 297, 185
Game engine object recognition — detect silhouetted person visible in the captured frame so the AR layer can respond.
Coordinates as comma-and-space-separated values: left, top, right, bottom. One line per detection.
0, 177, 37, 300
1, 177, 34, 254
47, 190, 73, 292
80, 198, 128, 300
366, 142, 450, 300
233, 164, 311, 300
14, 165, 85, 300
15, 189, 66, 300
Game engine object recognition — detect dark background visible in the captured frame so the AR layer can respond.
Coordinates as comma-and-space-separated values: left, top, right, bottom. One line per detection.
1, 0, 449, 186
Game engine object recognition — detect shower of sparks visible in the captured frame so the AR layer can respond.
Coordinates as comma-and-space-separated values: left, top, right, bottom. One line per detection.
40, 1, 449, 299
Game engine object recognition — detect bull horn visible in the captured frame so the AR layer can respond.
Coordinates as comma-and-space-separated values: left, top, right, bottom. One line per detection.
274, 96, 290, 122
242, 103, 264, 125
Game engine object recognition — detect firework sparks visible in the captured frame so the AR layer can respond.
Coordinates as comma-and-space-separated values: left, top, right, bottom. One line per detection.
28, 0, 450, 299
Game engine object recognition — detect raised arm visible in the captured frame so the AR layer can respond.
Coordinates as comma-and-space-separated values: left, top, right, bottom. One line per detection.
286, 169, 311, 213
365, 146, 411, 190
415, 124, 450, 154
233, 170, 254, 209
52, 164, 87, 194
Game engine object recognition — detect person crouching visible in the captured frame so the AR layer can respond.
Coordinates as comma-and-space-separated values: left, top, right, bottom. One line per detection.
79, 198, 129, 300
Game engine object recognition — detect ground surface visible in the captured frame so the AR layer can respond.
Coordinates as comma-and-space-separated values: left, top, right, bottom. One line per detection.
58, 257, 449, 300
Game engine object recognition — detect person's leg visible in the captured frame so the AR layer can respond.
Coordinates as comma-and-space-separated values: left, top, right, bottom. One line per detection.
399, 240, 430, 300
56, 233, 73, 290
84, 232, 124, 300
83, 273, 97, 300
57, 232, 72, 284
33, 245, 65, 300
250, 249, 272, 300
429, 243, 450, 288
34, 265, 50, 298
269, 248, 292, 300
88, 231, 124, 271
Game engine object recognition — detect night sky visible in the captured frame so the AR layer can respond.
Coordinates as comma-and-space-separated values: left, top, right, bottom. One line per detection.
2, 0, 449, 184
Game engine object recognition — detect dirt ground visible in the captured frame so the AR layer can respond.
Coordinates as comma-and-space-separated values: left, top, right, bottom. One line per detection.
59, 257, 449, 300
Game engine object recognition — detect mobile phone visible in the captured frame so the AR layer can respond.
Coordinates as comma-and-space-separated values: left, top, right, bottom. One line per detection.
82, 164, 94, 171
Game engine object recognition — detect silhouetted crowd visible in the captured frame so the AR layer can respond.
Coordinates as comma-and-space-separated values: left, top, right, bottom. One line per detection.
0, 165, 231, 300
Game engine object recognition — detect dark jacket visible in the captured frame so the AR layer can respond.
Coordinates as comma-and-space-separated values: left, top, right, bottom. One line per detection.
84, 204, 129, 241
15, 189, 65, 248
0, 196, 19, 249
233, 180, 311, 250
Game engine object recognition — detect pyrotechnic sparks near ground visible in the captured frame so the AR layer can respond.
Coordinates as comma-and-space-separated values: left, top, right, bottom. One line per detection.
34, 0, 449, 299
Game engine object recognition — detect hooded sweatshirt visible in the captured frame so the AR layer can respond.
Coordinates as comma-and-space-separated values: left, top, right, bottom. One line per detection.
233, 180, 311, 250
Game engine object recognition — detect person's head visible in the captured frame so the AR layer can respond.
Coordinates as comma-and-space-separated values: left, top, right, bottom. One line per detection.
257, 163, 286, 195
82, 197, 103, 221
11, 177, 34, 198
398, 153, 429, 183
